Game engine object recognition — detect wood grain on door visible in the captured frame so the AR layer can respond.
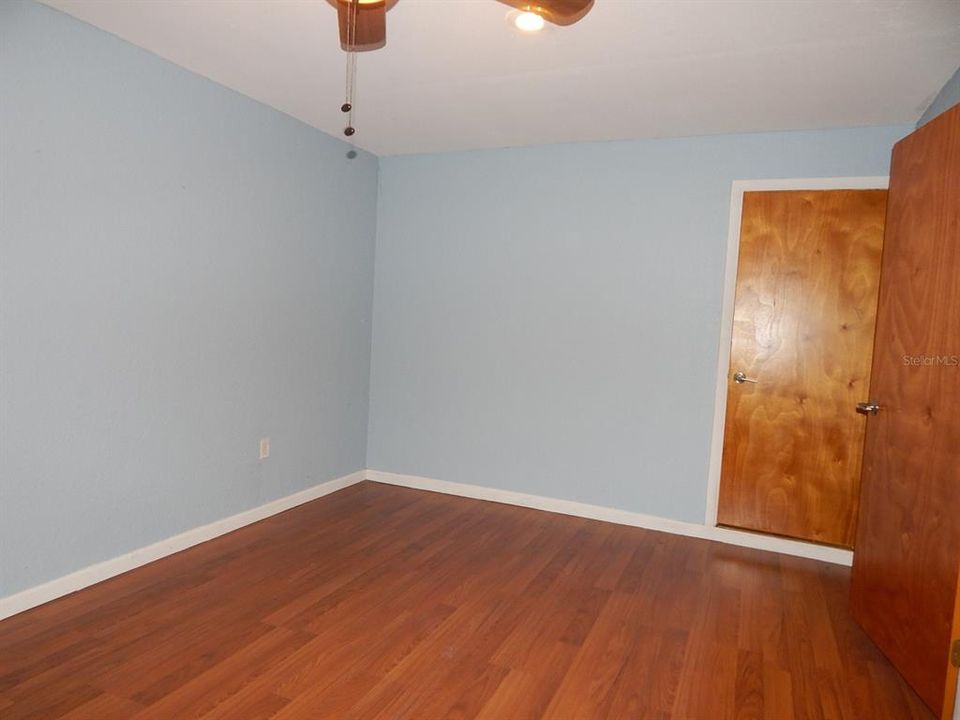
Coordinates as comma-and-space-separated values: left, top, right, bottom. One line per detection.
718, 189, 887, 548
850, 103, 960, 720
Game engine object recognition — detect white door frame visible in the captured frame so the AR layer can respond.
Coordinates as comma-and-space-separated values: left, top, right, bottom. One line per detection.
703, 176, 890, 543
953, 671, 959, 720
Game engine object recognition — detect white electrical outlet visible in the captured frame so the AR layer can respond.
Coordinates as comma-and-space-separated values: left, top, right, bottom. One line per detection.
259, 437, 270, 460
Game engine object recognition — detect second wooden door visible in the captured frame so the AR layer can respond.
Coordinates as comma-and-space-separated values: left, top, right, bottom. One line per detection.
717, 189, 887, 547
850, 103, 960, 720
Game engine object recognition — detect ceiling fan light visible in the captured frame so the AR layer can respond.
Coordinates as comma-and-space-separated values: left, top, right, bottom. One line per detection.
513, 11, 545, 32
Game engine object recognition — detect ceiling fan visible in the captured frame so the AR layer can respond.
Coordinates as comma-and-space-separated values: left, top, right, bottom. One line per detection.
325, 0, 595, 52
325, 0, 595, 140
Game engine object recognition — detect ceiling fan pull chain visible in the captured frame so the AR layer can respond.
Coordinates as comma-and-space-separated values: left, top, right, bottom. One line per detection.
342, 0, 357, 137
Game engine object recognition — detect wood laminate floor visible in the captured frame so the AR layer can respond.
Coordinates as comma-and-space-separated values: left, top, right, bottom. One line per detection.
0, 481, 933, 719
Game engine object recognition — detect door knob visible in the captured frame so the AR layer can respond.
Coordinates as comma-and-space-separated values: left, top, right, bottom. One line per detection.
733, 371, 758, 384
856, 402, 882, 415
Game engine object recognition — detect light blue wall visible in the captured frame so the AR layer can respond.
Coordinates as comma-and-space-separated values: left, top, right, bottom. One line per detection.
918, 65, 960, 127
0, 1, 378, 596
0, 0, 921, 599
368, 125, 909, 523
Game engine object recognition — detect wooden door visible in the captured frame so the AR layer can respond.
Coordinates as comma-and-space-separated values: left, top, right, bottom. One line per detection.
717, 189, 887, 547
850, 104, 960, 719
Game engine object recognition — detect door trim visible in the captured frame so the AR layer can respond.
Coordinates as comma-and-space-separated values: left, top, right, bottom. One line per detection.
704, 176, 890, 537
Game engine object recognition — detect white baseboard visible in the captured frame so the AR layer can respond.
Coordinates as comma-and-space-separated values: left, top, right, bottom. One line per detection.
0, 467, 852, 622
366, 470, 853, 567
0, 470, 366, 621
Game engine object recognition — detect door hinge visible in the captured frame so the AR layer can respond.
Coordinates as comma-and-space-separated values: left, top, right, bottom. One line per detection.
952, 639, 960, 668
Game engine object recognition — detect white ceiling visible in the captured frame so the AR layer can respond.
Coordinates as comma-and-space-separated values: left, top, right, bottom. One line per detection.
42, 0, 960, 156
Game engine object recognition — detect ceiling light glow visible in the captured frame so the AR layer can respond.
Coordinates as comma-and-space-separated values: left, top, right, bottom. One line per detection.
513, 11, 545, 32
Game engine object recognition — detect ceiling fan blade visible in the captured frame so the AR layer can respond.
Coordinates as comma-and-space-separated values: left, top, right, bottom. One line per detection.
335, 0, 387, 52
496, 0, 595, 26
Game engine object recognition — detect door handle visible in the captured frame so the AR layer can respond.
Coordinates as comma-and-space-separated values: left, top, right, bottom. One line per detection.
733, 371, 758, 384
856, 402, 882, 415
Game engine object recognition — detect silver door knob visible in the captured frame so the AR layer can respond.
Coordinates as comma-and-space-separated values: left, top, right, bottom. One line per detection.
856, 402, 881, 415
733, 371, 758, 384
